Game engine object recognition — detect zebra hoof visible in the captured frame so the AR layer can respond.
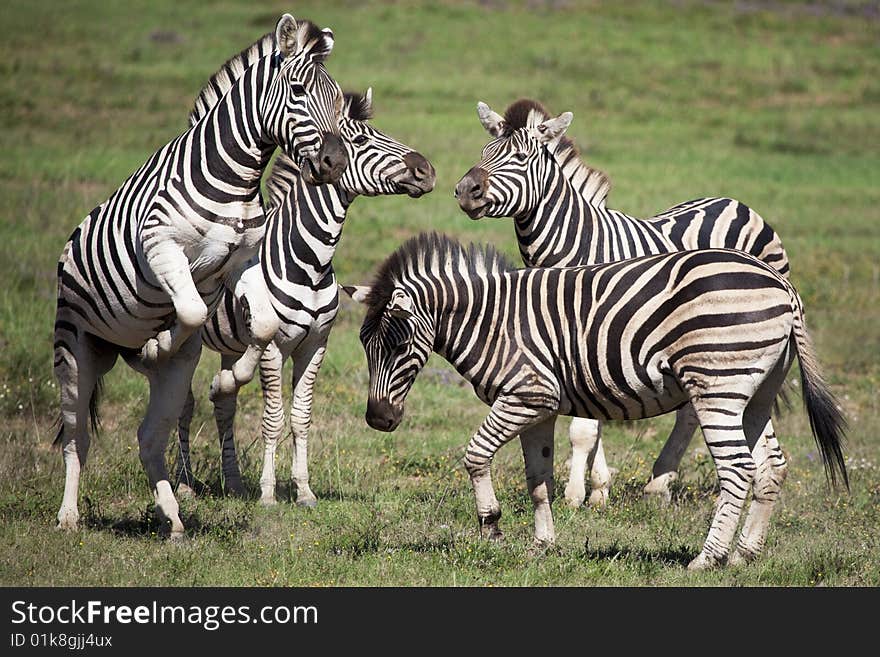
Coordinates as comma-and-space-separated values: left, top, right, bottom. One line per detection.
176, 483, 197, 500
588, 487, 609, 509
563, 483, 586, 508
56, 513, 79, 532
209, 370, 237, 399
687, 551, 723, 571
728, 547, 758, 567
259, 496, 278, 507
296, 496, 318, 508
224, 481, 246, 498
643, 471, 677, 503
168, 530, 187, 543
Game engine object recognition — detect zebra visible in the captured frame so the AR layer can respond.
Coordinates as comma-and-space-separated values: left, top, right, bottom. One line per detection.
347, 233, 847, 570
454, 98, 791, 507
174, 88, 436, 503
52, 15, 347, 538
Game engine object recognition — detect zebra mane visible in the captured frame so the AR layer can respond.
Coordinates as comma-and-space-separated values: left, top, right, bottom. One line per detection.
188, 32, 276, 127
363, 232, 514, 319
187, 19, 329, 127
264, 91, 371, 207
503, 99, 612, 209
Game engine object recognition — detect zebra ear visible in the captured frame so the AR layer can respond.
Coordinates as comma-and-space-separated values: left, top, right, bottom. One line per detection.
533, 111, 573, 145
298, 24, 335, 63
363, 88, 373, 114
340, 284, 371, 304
477, 102, 506, 138
275, 14, 300, 59
387, 289, 414, 319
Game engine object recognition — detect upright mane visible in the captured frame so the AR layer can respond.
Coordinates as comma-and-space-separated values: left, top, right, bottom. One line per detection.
503, 98, 612, 209
263, 90, 372, 208
364, 232, 514, 320
188, 32, 276, 127
188, 19, 330, 127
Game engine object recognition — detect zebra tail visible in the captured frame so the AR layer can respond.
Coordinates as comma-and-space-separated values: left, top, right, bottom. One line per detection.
791, 302, 849, 490
52, 375, 104, 446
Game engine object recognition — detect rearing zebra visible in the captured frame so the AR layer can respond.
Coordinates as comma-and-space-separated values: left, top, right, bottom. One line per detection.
349, 233, 846, 569
455, 98, 791, 506
52, 15, 346, 538
175, 88, 435, 502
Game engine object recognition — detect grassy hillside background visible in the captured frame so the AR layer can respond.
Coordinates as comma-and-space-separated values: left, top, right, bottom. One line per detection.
1, 0, 878, 585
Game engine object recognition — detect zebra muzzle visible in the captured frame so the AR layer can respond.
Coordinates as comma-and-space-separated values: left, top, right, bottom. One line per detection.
365, 397, 402, 432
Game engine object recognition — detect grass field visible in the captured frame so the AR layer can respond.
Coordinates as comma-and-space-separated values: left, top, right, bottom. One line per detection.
1, 0, 878, 586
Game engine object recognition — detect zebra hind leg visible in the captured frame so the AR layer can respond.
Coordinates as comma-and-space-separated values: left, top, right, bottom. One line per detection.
175, 388, 207, 499
686, 395, 755, 571
643, 403, 699, 502
54, 333, 117, 531
210, 354, 246, 497
564, 417, 597, 508
137, 333, 202, 539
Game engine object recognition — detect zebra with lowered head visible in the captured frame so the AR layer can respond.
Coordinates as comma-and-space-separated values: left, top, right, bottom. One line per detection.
52, 15, 347, 538
175, 88, 436, 503
348, 233, 846, 569
455, 98, 792, 507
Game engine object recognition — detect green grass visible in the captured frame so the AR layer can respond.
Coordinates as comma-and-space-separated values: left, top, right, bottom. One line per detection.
1, 0, 878, 586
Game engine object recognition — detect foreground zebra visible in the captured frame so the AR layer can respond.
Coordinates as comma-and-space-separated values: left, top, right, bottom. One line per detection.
350, 233, 846, 569
52, 15, 346, 536
175, 86, 435, 502
455, 99, 791, 506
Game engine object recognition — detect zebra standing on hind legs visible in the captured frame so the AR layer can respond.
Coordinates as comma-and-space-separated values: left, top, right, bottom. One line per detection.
348, 233, 847, 570
455, 98, 792, 507
174, 85, 435, 503
52, 14, 348, 538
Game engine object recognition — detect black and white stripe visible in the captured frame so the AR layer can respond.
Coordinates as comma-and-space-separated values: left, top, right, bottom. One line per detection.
455, 98, 792, 505
174, 89, 435, 503
52, 15, 346, 537
352, 233, 847, 569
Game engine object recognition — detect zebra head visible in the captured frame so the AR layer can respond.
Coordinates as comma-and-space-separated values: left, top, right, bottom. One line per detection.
455, 100, 572, 219
337, 89, 436, 198
263, 14, 348, 185
344, 284, 434, 432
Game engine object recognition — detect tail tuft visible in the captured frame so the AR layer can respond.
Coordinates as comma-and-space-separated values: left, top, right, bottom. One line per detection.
799, 361, 849, 490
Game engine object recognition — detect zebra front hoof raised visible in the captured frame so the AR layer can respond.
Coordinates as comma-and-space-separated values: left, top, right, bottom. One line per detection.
231, 359, 258, 388
687, 550, 723, 572
209, 370, 237, 399
140, 331, 173, 366
643, 471, 677, 504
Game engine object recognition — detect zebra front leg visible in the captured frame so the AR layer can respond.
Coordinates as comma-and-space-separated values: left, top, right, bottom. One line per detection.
289, 340, 328, 507
729, 420, 788, 565
210, 354, 246, 497
137, 334, 202, 539
520, 416, 557, 545
213, 262, 280, 396
464, 397, 554, 541
643, 404, 699, 502
258, 343, 284, 505
140, 238, 207, 365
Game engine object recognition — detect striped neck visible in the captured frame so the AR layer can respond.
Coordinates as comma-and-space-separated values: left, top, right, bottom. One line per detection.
514, 168, 596, 268
191, 58, 277, 197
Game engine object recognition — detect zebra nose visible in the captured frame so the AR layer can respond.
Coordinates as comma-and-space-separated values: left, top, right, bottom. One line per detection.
454, 167, 488, 204
402, 152, 436, 194
313, 132, 348, 184
365, 398, 401, 432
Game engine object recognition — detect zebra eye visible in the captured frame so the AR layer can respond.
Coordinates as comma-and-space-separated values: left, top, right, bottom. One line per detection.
353, 134, 369, 145
290, 83, 306, 96
513, 151, 528, 162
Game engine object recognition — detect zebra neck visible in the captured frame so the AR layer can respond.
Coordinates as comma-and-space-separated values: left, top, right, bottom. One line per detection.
515, 170, 596, 268
259, 179, 351, 283
431, 271, 508, 388
191, 61, 275, 195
